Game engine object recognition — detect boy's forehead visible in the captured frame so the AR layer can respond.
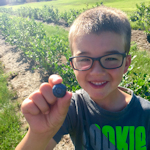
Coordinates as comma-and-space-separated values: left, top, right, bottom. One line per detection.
73, 32, 125, 45
72, 32, 126, 56
73, 31, 124, 41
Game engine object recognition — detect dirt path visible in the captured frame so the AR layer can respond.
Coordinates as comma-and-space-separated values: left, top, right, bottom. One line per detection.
131, 30, 150, 52
0, 29, 149, 149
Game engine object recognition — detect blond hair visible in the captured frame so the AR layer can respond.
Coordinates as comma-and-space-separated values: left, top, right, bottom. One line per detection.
69, 6, 131, 54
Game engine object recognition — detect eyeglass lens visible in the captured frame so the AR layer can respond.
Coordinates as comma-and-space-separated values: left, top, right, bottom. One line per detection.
72, 54, 124, 70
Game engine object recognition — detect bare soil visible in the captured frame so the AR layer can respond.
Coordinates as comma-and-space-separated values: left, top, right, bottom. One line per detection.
0, 29, 149, 149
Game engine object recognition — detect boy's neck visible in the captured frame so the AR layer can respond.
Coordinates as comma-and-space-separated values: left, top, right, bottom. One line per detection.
94, 88, 132, 112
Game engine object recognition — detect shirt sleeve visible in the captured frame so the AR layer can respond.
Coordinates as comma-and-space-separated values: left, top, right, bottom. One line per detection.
53, 96, 78, 143
148, 118, 150, 149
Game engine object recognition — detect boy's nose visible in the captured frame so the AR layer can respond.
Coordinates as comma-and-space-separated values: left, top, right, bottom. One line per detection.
90, 61, 105, 75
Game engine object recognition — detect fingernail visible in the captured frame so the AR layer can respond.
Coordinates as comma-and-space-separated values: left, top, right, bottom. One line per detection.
44, 110, 49, 115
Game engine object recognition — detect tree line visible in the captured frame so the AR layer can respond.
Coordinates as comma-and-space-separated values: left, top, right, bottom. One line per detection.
0, 0, 52, 6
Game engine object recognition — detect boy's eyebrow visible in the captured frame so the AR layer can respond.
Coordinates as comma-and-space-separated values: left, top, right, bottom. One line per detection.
104, 50, 121, 54
75, 51, 90, 56
75, 50, 121, 56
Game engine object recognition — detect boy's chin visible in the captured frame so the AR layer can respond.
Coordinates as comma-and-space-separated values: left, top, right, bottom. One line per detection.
89, 93, 106, 101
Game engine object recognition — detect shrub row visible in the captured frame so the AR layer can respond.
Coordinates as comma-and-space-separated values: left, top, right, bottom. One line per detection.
0, 2, 103, 26
1, 2, 150, 42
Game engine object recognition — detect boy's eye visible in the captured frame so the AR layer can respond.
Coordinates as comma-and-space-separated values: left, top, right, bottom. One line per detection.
105, 57, 118, 61
78, 58, 91, 62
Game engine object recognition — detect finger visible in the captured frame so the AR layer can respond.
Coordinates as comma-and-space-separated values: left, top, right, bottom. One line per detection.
52, 91, 72, 117
29, 91, 50, 114
39, 83, 56, 104
21, 98, 40, 115
46, 91, 72, 129
48, 74, 63, 87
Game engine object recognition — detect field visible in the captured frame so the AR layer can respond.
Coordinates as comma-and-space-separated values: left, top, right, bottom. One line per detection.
0, 0, 150, 149
3, 0, 150, 14
0, 62, 24, 149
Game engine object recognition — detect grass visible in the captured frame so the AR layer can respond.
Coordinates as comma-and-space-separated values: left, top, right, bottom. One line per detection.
129, 43, 150, 77
104, 0, 150, 15
43, 24, 68, 37
2, 0, 150, 14
0, 62, 23, 150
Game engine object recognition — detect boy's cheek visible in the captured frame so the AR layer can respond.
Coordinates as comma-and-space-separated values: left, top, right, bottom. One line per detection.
73, 70, 84, 83
73, 70, 78, 78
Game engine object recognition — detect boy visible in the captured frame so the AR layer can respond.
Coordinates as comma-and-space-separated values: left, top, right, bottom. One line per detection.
16, 6, 150, 150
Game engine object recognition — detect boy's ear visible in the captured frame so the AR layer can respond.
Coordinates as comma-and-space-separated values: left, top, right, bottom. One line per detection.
124, 55, 131, 74
70, 62, 73, 68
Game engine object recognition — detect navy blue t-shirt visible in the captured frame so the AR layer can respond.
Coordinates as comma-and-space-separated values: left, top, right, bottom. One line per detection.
53, 87, 150, 150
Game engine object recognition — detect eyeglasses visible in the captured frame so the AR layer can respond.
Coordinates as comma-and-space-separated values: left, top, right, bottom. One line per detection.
69, 53, 127, 71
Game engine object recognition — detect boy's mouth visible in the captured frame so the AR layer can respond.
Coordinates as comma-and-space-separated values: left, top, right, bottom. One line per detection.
89, 81, 108, 88
91, 81, 107, 85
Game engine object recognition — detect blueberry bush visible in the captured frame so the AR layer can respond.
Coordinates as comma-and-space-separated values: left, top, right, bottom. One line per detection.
130, 2, 150, 43
0, 2, 103, 26
120, 71, 150, 100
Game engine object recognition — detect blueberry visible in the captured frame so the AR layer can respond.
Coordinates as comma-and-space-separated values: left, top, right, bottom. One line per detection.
145, 92, 150, 96
52, 83, 66, 98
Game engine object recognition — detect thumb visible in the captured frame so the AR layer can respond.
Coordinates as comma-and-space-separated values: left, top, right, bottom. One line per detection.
57, 91, 72, 116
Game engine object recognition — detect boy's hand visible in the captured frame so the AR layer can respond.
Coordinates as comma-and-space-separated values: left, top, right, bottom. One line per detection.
21, 74, 72, 135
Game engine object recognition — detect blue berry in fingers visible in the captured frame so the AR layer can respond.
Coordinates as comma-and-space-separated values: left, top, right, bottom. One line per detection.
52, 83, 66, 98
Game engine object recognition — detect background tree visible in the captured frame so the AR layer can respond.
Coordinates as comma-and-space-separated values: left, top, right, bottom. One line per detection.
0, 0, 7, 6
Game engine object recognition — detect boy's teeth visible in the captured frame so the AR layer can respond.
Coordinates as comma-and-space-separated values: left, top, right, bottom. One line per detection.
91, 81, 106, 85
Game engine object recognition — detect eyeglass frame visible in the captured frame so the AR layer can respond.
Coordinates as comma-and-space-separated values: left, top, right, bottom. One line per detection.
69, 53, 127, 71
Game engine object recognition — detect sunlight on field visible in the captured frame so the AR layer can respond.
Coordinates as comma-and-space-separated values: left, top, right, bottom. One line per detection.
2, 0, 150, 13
104, 0, 150, 14
43, 24, 68, 37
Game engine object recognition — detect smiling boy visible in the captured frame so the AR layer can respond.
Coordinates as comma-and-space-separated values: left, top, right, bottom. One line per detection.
70, 32, 132, 112
16, 6, 150, 150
